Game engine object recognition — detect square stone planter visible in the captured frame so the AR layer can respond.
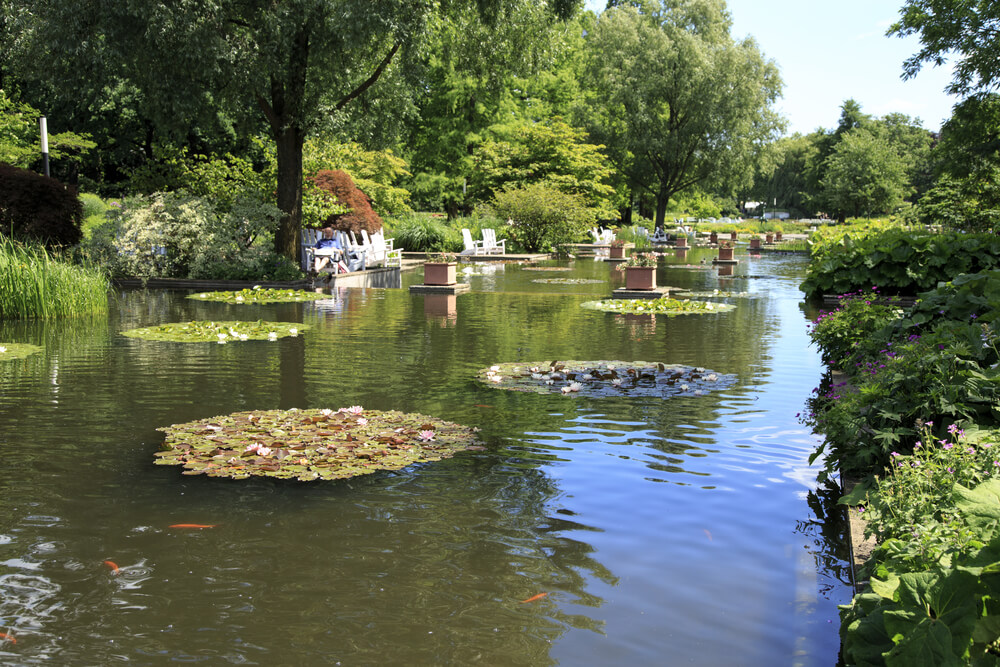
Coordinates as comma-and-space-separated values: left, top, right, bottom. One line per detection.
717, 246, 734, 261
624, 266, 656, 290
609, 245, 627, 259
749, 238, 762, 250
675, 236, 688, 248
424, 262, 457, 286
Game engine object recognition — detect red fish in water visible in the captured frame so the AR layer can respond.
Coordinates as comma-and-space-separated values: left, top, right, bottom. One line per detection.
0, 632, 16, 644
169, 523, 217, 529
103, 560, 120, 573
520, 592, 548, 604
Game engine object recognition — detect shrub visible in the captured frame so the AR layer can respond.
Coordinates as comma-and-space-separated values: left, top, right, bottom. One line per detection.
83, 192, 295, 280
0, 163, 83, 247
801, 228, 1000, 299
389, 214, 461, 252
490, 184, 595, 252
308, 170, 384, 235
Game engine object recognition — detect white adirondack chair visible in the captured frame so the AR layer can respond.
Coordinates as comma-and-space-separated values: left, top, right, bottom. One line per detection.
369, 230, 402, 267
461, 228, 484, 255
481, 228, 506, 255
301, 228, 321, 272
337, 231, 366, 272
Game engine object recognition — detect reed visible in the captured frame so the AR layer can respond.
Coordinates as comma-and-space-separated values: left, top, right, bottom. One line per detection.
0, 236, 109, 319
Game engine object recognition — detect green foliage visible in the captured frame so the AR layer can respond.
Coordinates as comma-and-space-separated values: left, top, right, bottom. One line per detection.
79, 193, 110, 240
820, 127, 908, 219
490, 183, 595, 251
0, 237, 108, 320
581, 0, 784, 224
387, 214, 463, 253
581, 296, 735, 316
303, 137, 412, 217
469, 117, 614, 216
0, 89, 95, 169
800, 228, 1000, 299
0, 342, 43, 360
187, 288, 329, 305
83, 192, 299, 281
808, 290, 906, 368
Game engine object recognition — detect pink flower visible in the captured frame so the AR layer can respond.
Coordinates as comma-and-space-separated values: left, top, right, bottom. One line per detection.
356, 418, 368, 426
341, 405, 364, 415
418, 430, 435, 442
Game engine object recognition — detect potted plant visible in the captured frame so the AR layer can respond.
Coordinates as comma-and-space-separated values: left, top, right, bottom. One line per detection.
709, 231, 719, 245
730, 230, 738, 241
765, 232, 774, 244
749, 235, 761, 250
616, 252, 659, 290
775, 230, 783, 242
675, 234, 688, 248
424, 252, 458, 286
717, 241, 734, 261
609, 239, 627, 259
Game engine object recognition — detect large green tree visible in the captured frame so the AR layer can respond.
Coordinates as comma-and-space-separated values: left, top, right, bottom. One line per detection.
890, 0, 1000, 97
17, 0, 579, 261
580, 0, 783, 225
820, 128, 908, 220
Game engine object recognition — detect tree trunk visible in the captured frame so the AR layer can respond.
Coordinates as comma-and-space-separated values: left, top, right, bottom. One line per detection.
654, 187, 670, 227
274, 125, 304, 260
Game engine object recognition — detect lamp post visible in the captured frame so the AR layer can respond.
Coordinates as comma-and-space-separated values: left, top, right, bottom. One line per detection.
39, 116, 50, 177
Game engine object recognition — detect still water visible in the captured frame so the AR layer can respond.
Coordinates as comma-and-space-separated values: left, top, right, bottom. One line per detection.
0, 249, 852, 665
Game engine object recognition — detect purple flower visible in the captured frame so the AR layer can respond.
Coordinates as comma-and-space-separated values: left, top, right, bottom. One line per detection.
942, 441, 954, 450
947, 467, 955, 474
891, 451, 901, 457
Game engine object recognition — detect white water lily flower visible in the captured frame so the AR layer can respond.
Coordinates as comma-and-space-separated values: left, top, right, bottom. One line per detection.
611, 378, 622, 386
235, 295, 244, 302
239, 334, 248, 341
545, 380, 554, 385
267, 332, 278, 340
321, 408, 333, 416
356, 417, 368, 426
530, 366, 540, 373
489, 375, 503, 383
706, 374, 718, 382
696, 367, 705, 372
0, 346, 6, 353
568, 382, 581, 392
531, 373, 543, 380
289, 328, 298, 336
561, 386, 572, 394
253, 285, 262, 290
680, 384, 689, 391
217, 333, 227, 340
490, 365, 501, 372
694, 390, 703, 396
607, 365, 616, 370
582, 374, 593, 380
199, 293, 208, 298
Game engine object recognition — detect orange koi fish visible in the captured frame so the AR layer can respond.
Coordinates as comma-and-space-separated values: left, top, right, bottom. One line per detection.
169, 523, 217, 529
103, 560, 120, 573
520, 592, 549, 604
0, 632, 15, 644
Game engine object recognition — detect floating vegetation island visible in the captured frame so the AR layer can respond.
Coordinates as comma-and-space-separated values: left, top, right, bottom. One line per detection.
531, 278, 605, 285
188, 287, 329, 304
476, 360, 735, 398
0, 343, 43, 360
155, 407, 484, 481
122, 320, 308, 343
523, 267, 572, 272
581, 297, 735, 316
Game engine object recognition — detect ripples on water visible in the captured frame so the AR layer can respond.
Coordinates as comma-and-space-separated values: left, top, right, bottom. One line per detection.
0, 251, 852, 665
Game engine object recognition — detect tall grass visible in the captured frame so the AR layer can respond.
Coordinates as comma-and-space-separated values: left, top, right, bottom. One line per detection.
0, 236, 109, 319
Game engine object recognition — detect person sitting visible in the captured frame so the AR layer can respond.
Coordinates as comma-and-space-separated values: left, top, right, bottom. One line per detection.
313, 226, 343, 273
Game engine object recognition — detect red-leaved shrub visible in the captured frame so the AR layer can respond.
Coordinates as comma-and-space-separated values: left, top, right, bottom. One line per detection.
307, 169, 383, 234
0, 163, 83, 247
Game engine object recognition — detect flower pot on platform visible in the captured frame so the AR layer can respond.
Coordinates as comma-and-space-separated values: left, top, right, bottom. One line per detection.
675, 236, 688, 248
424, 262, 457, 286
625, 266, 657, 290
717, 246, 734, 261
765, 233, 774, 244
730, 231, 738, 241
775, 231, 783, 242
749, 238, 761, 250
709, 232, 718, 245
609, 245, 627, 259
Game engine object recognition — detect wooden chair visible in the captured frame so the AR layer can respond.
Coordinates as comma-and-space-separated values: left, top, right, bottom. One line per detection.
481, 228, 506, 255
461, 228, 484, 256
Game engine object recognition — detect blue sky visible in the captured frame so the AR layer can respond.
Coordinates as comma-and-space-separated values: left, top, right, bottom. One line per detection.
582, 0, 959, 136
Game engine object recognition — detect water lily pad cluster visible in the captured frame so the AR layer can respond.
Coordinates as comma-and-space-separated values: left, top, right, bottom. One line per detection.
122, 320, 308, 343
155, 407, 484, 481
476, 360, 735, 398
0, 343, 43, 360
188, 287, 328, 304
581, 297, 735, 316
531, 278, 604, 285
523, 267, 572, 272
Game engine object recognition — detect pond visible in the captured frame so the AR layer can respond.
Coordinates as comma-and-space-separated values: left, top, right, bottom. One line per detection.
0, 248, 853, 665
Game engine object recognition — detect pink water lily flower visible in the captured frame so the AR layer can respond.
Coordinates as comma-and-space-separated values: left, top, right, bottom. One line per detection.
418, 430, 435, 442
356, 417, 368, 426
341, 405, 364, 415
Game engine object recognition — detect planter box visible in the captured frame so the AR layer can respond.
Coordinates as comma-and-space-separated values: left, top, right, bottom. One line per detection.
749, 238, 761, 249
775, 231, 783, 242
717, 246, 734, 261
709, 232, 719, 244
675, 236, 688, 248
765, 233, 774, 244
625, 266, 656, 290
730, 231, 738, 241
609, 245, 627, 259
424, 262, 457, 286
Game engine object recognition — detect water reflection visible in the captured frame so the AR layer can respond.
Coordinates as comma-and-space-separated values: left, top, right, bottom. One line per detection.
0, 255, 852, 664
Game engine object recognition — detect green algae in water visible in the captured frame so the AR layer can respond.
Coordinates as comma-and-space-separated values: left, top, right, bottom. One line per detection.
580, 297, 736, 316
477, 360, 735, 398
0, 343, 42, 360
122, 320, 308, 343
156, 407, 485, 481
188, 287, 328, 304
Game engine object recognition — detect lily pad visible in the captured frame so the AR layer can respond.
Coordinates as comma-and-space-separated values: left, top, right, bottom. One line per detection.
477, 360, 735, 398
580, 297, 735, 316
523, 267, 572, 272
122, 320, 308, 343
188, 287, 328, 304
531, 278, 605, 285
0, 343, 43, 360
156, 407, 484, 481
